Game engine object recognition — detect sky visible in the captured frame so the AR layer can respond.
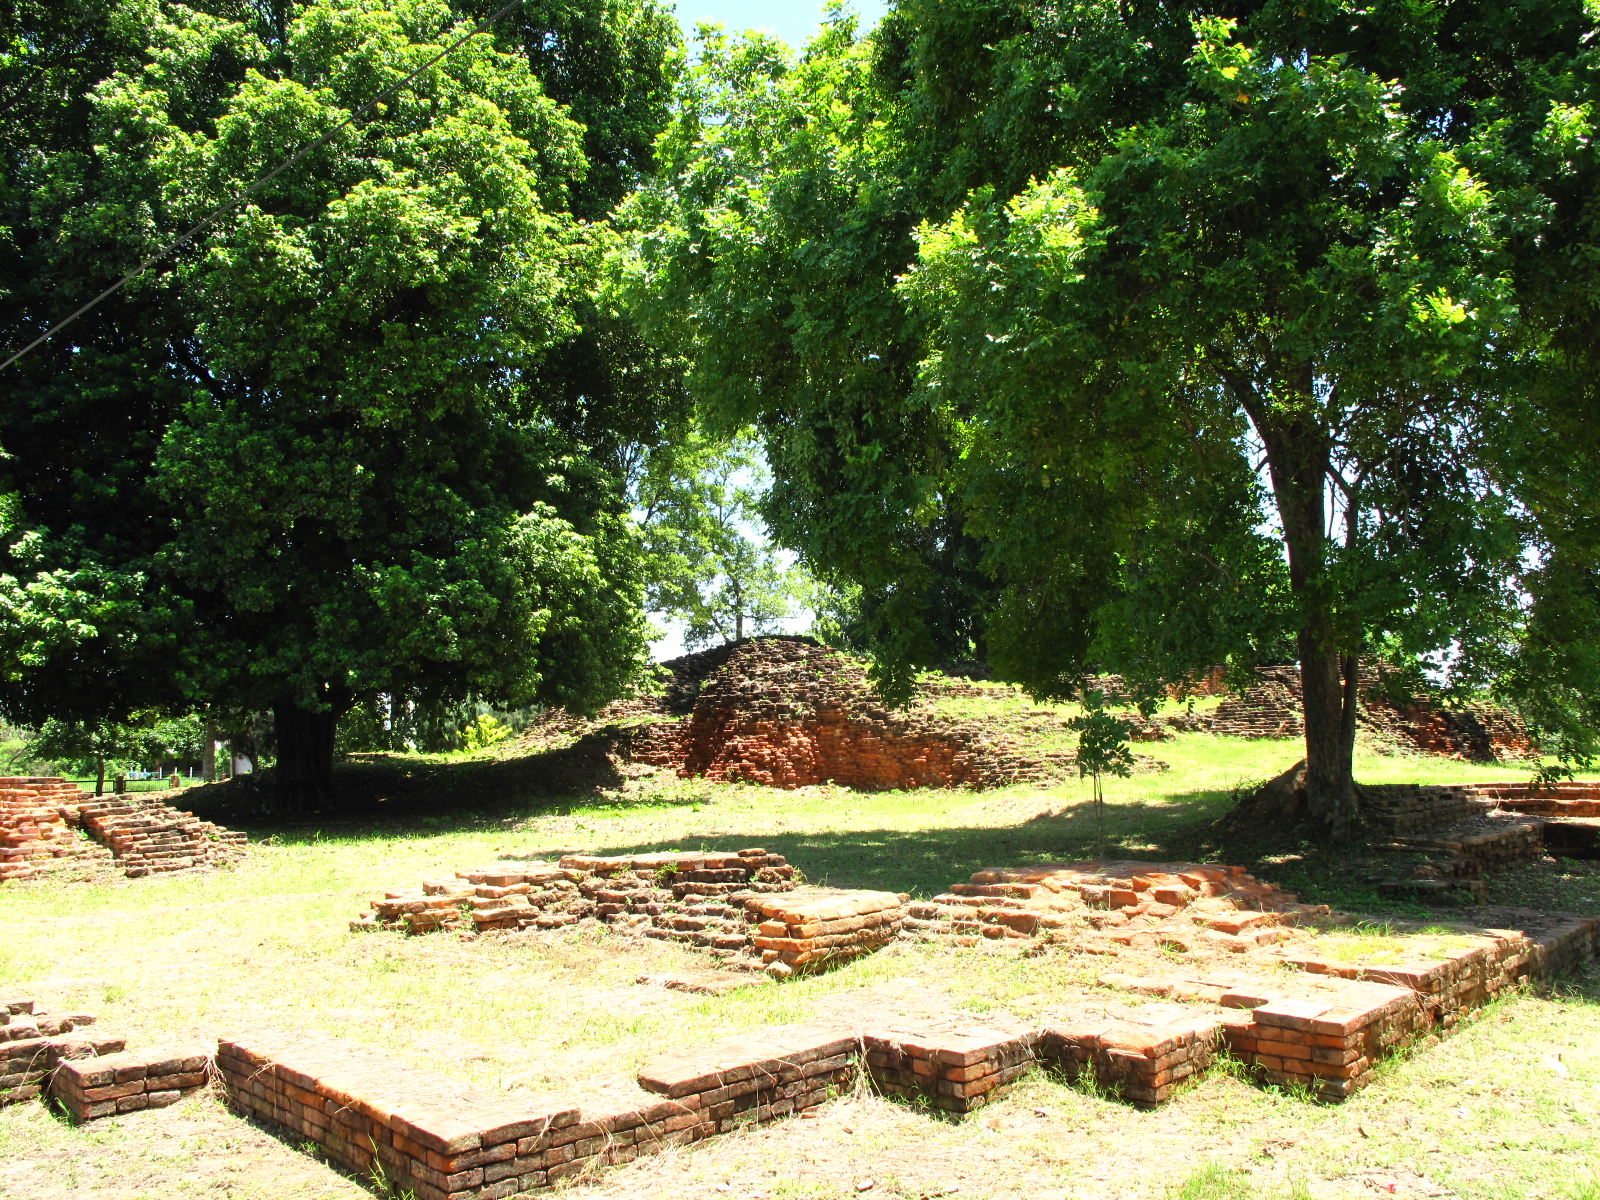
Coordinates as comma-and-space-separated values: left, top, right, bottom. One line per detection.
673, 0, 890, 50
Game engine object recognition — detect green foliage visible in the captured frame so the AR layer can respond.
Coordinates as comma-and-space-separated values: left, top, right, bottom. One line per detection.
0, 0, 683, 764
1065, 694, 1134, 783
23, 711, 205, 775
460, 712, 511, 751
617, 0, 1600, 801
632, 430, 812, 649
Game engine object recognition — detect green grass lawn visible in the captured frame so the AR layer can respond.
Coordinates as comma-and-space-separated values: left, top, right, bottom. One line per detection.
1, 733, 1595, 1200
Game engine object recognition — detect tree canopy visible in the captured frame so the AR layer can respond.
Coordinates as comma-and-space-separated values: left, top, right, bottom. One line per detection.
0, 0, 683, 810
616, 0, 1600, 834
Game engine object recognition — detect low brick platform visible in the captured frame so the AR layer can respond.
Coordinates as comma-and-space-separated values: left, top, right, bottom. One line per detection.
1039, 1004, 1223, 1107
1470, 781, 1600, 817
1090, 908, 1600, 1100
50, 1043, 210, 1121
863, 1026, 1034, 1112
354, 850, 903, 976
219, 1031, 580, 1198
220, 1025, 858, 1199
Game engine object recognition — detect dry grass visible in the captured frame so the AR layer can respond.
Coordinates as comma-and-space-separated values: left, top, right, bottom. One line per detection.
0, 733, 1595, 1199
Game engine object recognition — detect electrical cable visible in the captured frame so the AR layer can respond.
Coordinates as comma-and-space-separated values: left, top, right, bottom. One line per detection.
0, 0, 525, 374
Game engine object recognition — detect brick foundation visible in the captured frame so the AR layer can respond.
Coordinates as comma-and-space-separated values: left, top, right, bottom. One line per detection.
748, 891, 906, 975
1037, 1005, 1222, 1107
863, 1027, 1036, 1112
354, 849, 905, 978
218, 1025, 858, 1199
50, 1043, 210, 1122
63, 796, 248, 877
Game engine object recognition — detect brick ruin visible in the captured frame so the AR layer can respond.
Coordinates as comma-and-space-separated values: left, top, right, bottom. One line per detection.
0, 777, 246, 882
1, 992, 212, 1123
6, 834, 1595, 1192
51, 1043, 210, 1122
352, 849, 906, 978
536, 637, 1165, 792
0, 777, 113, 881
0, 997, 112, 1106
905, 860, 1329, 952
1192, 665, 1533, 761
213, 887, 1595, 1199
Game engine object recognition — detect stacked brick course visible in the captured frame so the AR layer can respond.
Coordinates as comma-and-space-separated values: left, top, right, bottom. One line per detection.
1203, 668, 1306, 739
747, 891, 906, 975
863, 1026, 1034, 1113
1467, 781, 1600, 816
64, 796, 248, 877
50, 1043, 210, 1122
0, 777, 111, 881
1358, 783, 1480, 835
1037, 1004, 1223, 1107
0, 998, 116, 1105
355, 849, 910, 977
905, 860, 1327, 952
1089, 907, 1600, 1101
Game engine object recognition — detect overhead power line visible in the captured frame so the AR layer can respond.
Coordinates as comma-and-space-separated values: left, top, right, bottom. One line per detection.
0, 0, 524, 374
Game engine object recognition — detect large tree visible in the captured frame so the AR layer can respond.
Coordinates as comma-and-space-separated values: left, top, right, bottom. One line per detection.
0, 0, 683, 811
618, 1, 1600, 835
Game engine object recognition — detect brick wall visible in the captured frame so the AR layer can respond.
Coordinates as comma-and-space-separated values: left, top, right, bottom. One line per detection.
50, 1043, 210, 1122
217, 1025, 857, 1200
0, 778, 111, 881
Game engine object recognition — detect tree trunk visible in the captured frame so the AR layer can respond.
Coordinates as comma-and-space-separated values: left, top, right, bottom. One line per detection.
95, 754, 105, 797
201, 720, 217, 782
1231, 366, 1360, 837
272, 685, 351, 816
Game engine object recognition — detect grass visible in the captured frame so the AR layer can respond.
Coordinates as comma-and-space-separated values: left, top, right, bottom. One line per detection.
0, 730, 1595, 1199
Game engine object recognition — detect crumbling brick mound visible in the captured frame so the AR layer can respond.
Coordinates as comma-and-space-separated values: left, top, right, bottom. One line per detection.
1, 996, 121, 1107
1202, 667, 1306, 739
905, 860, 1328, 954
1192, 666, 1534, 761
0, 777, 113, 882
1360, 697, 1536, 761
638, 638, 1158, 791
63, 795, 248, 877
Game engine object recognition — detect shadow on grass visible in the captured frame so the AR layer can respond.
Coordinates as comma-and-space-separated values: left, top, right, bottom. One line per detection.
182, 730, 714, 840
180, 743, 1513, 920
566, 791, 1422, 916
